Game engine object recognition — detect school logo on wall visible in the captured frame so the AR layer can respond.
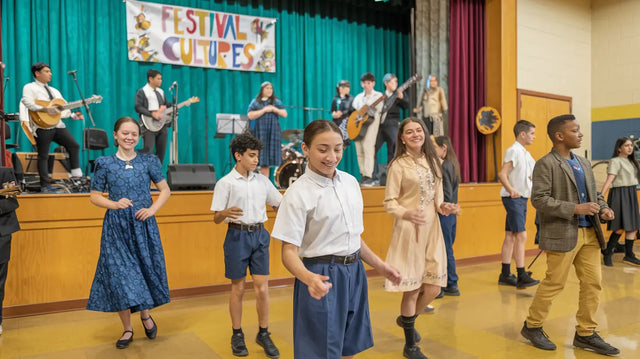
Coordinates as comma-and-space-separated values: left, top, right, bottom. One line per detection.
125, 0, 277, 72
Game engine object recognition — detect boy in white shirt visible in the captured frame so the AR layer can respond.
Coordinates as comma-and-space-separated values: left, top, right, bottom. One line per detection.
497, 120, 540, 289
211, 133, 282, 358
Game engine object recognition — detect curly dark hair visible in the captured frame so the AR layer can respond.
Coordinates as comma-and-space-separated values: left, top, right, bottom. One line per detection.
230, 133, 263, 162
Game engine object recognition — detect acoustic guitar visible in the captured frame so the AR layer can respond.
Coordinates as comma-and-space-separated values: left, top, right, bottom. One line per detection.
140, 96, 199, 133
28, 95, 103, 129
346, 74, 422, 140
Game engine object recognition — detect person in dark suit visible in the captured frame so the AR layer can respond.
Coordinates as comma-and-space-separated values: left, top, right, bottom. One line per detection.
520, 114, 619, 356
0, 167, 21, 335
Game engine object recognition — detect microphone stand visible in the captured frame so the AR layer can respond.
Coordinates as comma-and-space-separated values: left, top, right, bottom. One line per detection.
69, 71, 94, 175
170, 83, 178, 165
0, 75, 7, 167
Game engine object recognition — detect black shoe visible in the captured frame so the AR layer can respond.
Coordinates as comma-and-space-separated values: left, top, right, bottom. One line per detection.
360, 177, 375, 187
396, 316, 421, 343
40, 176, 55, 185
498, 273, 517, 286
573, 332, 620, 356
443, 285, 460, 296
435, 288, 445, 299
623, 255, 640, 266
520, 321, 556, 350
256, 331, 280, 359
116, 330, 133, 349
614, 242, 626, 253
231, 332, 249, 356
403, 344, 428, 359
517, 272, 540, 289
141, 315, 157, 339
603, 252, 613, 267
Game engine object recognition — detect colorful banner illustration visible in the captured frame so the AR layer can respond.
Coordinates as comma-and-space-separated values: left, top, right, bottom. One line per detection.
126, 0, 276, 72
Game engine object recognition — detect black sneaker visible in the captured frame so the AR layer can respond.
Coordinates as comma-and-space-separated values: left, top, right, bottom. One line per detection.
623, 255, 640, 266
603, 251, 613, 267
231, 332, 248, 357
396, 316, 421, 343
573, 332, 620, 356
443, 285, 460, 296
403, 344, 428, 359
614, 242, 626, 253
520, 321, 556, 350
517, 272, 540, 289
360, 177, 375, 187
435, 288, 444, 299
256, 331, 280, 359
498, 273, 517, 286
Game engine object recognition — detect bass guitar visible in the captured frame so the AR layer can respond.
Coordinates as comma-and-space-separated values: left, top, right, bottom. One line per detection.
28, 94, 103, 129
346, 74, 422, 140
140, 96, 199, 132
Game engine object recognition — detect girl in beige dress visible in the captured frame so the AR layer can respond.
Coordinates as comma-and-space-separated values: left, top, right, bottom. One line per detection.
384, 118, 459, 359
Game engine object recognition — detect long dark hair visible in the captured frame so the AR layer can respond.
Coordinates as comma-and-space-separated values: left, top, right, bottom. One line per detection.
612, 137, 640, 178
434, 136, 461, 182
389, 117, 441, 179
255, 81, 278, 105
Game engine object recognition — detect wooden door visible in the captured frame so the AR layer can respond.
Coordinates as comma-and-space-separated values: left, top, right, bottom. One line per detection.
517, 90, 572, 161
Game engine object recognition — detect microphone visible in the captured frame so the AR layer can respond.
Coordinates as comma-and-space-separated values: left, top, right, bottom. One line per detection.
169, 81, 177, 90
67, 70, 78, 75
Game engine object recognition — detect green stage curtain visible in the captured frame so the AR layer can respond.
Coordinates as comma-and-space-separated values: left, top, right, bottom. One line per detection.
1, 0, 409, 180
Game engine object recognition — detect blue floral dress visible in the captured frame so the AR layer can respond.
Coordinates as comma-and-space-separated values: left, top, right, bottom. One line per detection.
248, 98, 284, 167
86, 153, 170, 313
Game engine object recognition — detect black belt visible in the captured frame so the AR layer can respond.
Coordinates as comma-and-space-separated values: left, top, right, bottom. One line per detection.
228, 222, 264, 231
303, 251, 360, 265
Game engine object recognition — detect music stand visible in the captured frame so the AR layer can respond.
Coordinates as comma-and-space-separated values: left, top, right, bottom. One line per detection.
215, 114, 249, 138
215, 114, 250, 171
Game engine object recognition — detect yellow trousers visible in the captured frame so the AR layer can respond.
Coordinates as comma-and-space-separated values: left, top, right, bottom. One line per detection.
526, 227, 602, 336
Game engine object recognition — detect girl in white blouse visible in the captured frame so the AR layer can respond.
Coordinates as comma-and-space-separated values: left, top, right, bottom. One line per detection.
272, 119, 401, 359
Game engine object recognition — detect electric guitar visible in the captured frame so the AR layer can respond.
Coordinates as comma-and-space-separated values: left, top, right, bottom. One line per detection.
140, 96, 199, 132
346, 74, 422, 140
28, 94, 103, 129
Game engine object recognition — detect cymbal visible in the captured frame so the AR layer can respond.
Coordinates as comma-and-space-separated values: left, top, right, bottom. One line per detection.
281, 129, 304, 142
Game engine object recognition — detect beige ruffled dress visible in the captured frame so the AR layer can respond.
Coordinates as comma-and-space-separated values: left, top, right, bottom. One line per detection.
383, 154, 448, 292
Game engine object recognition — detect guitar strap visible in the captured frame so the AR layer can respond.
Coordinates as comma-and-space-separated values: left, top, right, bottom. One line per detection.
380, 93, 396, 125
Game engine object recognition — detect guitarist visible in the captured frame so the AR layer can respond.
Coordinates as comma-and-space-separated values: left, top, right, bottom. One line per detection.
351, 72, 383, 187
20, 62, 83, 187
134, 69, 172, 163
375, 73, 409, 178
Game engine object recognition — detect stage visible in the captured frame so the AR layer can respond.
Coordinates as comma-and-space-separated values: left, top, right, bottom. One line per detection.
3, 182, 539, 317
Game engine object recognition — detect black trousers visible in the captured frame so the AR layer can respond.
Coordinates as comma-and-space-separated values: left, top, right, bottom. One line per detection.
35, 128, 80, 181
0, 256, 9, 325
142, 126, 168, 164
375, 123, 398, 164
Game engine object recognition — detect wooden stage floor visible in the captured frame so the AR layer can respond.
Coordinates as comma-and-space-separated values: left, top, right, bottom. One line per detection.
2, 253, 640, 359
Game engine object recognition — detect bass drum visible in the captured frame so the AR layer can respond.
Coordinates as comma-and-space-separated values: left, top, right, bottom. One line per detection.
275, 160, 305, 189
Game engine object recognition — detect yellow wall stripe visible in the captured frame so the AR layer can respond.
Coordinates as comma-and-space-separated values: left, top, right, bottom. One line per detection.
592, 104, 640, 122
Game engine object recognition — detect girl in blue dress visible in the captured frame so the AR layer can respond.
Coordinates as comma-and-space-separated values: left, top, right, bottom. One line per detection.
247, 81, 288, 178
87, 116, 171, 349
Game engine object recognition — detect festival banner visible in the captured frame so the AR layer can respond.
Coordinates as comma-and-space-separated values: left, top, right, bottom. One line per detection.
125, 0, 276, 72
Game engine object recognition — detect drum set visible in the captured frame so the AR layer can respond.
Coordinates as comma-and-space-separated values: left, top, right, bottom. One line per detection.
275, 129, 306, 188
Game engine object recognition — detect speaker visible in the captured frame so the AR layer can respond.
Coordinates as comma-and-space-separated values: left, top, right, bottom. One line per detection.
83, 128, 109, 150
167, 164, 216, 191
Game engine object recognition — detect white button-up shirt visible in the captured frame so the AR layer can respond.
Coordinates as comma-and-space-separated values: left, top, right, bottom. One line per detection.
210, 168, 282, 224
20, 80, 71, 130
271, 169, 363, 258
352, 90, 383, 114
500, 141, 535, 198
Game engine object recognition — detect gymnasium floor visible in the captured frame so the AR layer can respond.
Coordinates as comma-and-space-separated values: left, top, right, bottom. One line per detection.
1, 252, 639, 359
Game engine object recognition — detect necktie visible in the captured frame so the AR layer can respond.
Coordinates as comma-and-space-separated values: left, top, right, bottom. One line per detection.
44, 85, 54, 100
154, 90, 164, 106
